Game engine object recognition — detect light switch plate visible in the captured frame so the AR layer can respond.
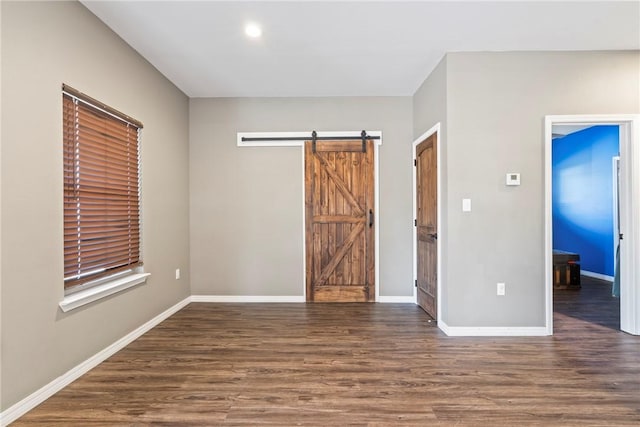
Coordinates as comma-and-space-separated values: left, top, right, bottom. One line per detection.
497, 282, 506, 296
506, 173, 521, 186
462, 198, 471, 212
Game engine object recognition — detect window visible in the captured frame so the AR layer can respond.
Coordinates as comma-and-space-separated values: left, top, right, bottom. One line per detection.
63, 85, 143, 292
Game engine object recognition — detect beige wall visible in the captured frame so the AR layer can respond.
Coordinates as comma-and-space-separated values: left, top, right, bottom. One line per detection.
1, 1, 190, 409
413, 56, 447, 141
414, 51, 640, 327
189, 97, 413, 297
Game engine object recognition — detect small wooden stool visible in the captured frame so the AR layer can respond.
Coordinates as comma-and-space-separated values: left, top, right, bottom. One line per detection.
553, 250, 581, 289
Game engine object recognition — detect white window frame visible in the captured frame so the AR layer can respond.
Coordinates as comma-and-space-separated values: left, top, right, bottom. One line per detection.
59, 90, 149, 312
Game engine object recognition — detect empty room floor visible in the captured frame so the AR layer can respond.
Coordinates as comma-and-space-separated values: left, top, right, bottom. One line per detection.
13, 283, 639, 425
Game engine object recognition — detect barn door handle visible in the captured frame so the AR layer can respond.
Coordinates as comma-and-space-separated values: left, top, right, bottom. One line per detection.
428, 233, 438, 240
369, 209, 374, 228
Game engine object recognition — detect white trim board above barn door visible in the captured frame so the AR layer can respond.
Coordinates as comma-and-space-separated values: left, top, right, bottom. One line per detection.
237, 131, 383, 302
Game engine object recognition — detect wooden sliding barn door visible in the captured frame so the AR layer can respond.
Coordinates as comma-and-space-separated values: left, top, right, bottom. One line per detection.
305, 139, 375, 302
416, 134, 437, 319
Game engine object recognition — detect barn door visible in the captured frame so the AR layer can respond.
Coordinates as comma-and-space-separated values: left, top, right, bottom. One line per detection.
305, 139, 375, 302
416, 134, 437, 318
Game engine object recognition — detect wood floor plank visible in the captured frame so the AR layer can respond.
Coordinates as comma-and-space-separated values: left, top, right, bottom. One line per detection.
13, 278, 640, 425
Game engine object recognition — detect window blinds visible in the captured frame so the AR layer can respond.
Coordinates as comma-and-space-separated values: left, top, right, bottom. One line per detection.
63, 87, 142, 289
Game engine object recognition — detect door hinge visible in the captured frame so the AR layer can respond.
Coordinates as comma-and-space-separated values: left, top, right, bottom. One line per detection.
415, 279, 418, 288
620, 233, 624, 241
414, 159, 417, 166
414, 219, 417, 227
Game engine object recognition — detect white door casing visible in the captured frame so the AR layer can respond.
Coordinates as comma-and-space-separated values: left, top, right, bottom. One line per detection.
545, 115, 640, 335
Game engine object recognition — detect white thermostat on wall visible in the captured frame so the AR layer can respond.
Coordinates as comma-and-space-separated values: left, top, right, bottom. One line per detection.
506, 173, 521, 186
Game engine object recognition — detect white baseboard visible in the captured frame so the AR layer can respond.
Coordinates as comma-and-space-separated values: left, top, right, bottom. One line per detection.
0, 296, 191, 426
191, 295, 416, 303
378, 296, 416, 303
438, 320, 550, 337
191, 295, 305, 303
581, 270, 614, 282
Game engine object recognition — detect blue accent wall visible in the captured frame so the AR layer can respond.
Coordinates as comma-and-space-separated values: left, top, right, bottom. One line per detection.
552, 125, 619, 277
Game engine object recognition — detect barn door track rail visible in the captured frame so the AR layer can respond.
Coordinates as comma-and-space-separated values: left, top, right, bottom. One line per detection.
241, 130, 379, 153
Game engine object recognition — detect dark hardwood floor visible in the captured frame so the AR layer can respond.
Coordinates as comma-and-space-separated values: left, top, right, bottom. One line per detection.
554, 275, 620, 330
13, 280, 640, 426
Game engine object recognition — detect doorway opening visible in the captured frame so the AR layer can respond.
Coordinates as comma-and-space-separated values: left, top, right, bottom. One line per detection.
545, 115, 640, 335
551, 124, 620, 330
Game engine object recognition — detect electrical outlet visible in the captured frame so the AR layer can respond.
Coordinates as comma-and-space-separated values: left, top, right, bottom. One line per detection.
175, 269, 181, 280
497, 282, 505, 296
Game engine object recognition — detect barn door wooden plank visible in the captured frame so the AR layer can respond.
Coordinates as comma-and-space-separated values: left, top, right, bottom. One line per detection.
363, 141, 375, 290
343, 151, 353, 285
335, 151, 345, 285
314, 221, 365, 287
315, 153, 364, 216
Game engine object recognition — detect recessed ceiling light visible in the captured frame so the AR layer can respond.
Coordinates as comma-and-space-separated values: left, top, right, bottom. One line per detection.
245, 23, 262, 39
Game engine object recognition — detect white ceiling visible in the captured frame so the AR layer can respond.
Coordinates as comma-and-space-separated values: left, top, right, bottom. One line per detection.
81, 1, 640, 98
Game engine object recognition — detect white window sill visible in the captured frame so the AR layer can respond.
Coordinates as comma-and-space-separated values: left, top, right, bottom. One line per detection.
59, 272, 150, 312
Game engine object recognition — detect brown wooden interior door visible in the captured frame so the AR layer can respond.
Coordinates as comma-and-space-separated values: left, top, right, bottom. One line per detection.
416, 134, 437, 318
305, 139, 375, 302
